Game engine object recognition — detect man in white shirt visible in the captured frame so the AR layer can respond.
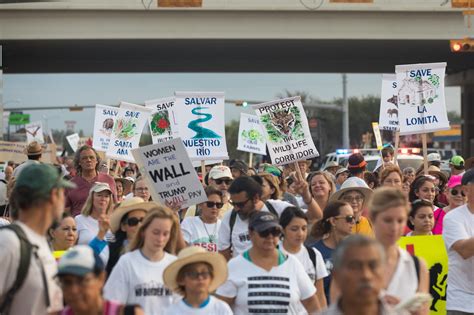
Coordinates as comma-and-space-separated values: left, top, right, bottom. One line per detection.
443, 169, 474, 315
11, 141, 43, 179
0, 164, 75, 314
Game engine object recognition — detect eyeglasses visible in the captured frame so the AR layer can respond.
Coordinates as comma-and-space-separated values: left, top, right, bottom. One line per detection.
215, 178, 233, 185
126, 217, 144, 226
206, 201, 224, 209
451, 189, 465, 197
334, 215, 356, 223
185, 271, 212, 280
230, 199, 250, 208
258, 227, 281, 238
342, 195, 364, 203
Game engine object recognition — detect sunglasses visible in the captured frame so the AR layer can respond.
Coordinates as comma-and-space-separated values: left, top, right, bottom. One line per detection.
206, 201, 224, 209
230, 199, 250, 208
258, 227, 281, 238
126, 217, 144, 226
451, 189, 465, 197
215, 178, 233, 185
185, 271, 212, 280
334, 215, 356, 223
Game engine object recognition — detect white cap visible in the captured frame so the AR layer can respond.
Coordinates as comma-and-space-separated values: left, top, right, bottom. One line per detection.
427, 153, 441, 163
90, 182, 112, 194
209, 166, 233, 179
57, 245, 103, 276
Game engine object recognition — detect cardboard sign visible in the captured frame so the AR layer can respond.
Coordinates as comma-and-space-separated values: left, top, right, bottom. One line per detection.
379, 74, 399, 131
237, 113, 267, 155
132, 138, 207, 209
396, 62, 450, 135
93, 104, 119, 152
0, 141, 55, 164
25, 121, 45, 144
398, 236, 448, 315
174, 92, 228, 161
66, 133, 80, 152
372, 122, 383, 150
106, 103, 152, 163
145, 97, 178, 144
252, 96, 319, 166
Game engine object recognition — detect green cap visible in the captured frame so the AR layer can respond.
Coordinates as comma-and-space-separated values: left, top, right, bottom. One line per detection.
450, 155, 465, 168
15, 164, 76, 196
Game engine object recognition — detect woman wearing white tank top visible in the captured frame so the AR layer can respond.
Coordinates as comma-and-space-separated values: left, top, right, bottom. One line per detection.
369, 187, 430, 315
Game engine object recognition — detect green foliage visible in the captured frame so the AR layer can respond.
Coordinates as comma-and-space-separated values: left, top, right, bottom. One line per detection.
447, 111, 461, 124
428, 74, 440, 88
260, 107, 304, 143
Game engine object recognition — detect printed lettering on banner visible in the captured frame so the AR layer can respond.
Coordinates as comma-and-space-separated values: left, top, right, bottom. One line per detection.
132, 138, 207, 209
379, 74, 399, 131
66, 133, 80, 152
252, 96, 319, 166
145, 97, 179, 144
398, 236, 448, 315
93, 104, 119, 152
174, 92, 228, 161
0, 141, 54, 164
396, 62, 450, 135
106, 102, 152, 163
237, 113, 267, 155
25, 121, 45, 144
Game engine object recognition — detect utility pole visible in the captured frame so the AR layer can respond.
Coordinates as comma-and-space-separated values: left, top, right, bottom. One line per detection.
342, 74, 349, 148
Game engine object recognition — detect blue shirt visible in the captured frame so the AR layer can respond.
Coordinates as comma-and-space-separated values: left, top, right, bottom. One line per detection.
312, 240, 334, 304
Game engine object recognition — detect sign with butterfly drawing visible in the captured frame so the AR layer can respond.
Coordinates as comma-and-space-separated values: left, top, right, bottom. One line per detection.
237, 113, 267, 155
25, 121, 45, 144
253, 96, 319, 166
379, 74, 399, 131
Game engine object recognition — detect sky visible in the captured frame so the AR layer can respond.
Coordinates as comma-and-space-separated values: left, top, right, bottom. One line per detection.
2, 73, 461, 137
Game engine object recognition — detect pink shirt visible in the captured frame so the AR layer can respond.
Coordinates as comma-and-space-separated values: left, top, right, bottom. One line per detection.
61, 300, 122, 315
65, 173, 117, 216
432, 207, 446, 235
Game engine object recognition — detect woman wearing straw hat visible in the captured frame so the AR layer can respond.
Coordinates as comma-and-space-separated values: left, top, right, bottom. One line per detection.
163, 247, 232, 314
329, 177, 373, 236
106, 197, 156, 275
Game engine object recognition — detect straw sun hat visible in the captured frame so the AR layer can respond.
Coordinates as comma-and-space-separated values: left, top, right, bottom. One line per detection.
330, 177, 373, 207
163, 246, 228, 294
109, 197, 157, 233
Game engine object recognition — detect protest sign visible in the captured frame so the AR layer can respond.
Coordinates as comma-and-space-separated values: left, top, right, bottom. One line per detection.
396, 62, 450, 135
0, 141, 55, 164
93, 104, 118, 152
252, 96, 319, 166
25, 121, 45, 144
379, 74, 399, 131
371, 122, 383, 150
191, 159, 222, 168
106, 103, 152, 163
398, 236, 448, 315
237, 113, 267, 155
145, 97, 179, 144
174, 92, 228, 161
66, 133, 80, 152
132, 138, 207, 209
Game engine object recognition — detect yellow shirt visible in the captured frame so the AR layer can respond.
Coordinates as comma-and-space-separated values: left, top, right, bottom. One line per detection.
352, 216, 374, 237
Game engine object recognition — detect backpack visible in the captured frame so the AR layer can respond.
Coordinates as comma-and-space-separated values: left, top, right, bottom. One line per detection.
305, 245, 317, 271
229, 201, 278, 247
0, 224, 34, 315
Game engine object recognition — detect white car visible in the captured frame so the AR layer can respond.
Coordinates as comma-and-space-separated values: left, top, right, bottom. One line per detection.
338, 154, 424, 172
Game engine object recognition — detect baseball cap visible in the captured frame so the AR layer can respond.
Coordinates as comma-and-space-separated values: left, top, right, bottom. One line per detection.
230, 160, 249, 174
209, 166, 233, 180
347, 153, 367, 169
15, 164, 76, 196
249, 211, 281, 233
450, 156, 465, 168
90, 182, 112, 194
427, 153, 441, 163
324, 161, 339, 170
447, 175, 462, 189
57, 245, 104, 277
461, 169, 474, 186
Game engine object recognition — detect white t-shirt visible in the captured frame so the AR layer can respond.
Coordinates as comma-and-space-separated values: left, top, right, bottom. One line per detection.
217, 199, 293, 257
12, 160, 40, 178
216, 253, 316, 315
180, 216, 221, 252
279, 243, 329, 282
442, 204, 474, 312
75, 214, 113, 263
385, 247, 418, 305
165, 296, 233, 315
0, 222, 63, 314
104, 249, 177, 315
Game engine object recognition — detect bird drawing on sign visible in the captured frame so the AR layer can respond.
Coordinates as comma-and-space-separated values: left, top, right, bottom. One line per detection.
27, 126, 41, 137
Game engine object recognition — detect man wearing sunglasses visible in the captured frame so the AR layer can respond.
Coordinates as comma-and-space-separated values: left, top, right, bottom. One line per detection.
443, 169, 474, 315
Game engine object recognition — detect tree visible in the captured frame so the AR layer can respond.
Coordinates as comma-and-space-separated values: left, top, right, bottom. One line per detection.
448, 111, 461, 124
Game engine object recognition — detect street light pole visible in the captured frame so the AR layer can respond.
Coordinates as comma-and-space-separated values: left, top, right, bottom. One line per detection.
342, 74, 349, 148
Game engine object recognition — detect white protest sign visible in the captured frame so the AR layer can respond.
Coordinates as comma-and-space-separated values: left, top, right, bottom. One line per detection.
132, 138, 207, 209
66, 133, 80, 152
253, 96, 319, 166
372, 122, 383, 150
237, 113, 267, 155
93, 104, 118, 152
25, 121, 45, 144
191, 160, 223, 168
174, 92, 228, 161
106, 103, 152, 163
145, 97, 178, 144
396, 62, 450, 135
379, 74, 399, 131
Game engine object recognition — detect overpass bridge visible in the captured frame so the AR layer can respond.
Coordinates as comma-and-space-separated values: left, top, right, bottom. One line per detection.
1, 0, 474, 154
